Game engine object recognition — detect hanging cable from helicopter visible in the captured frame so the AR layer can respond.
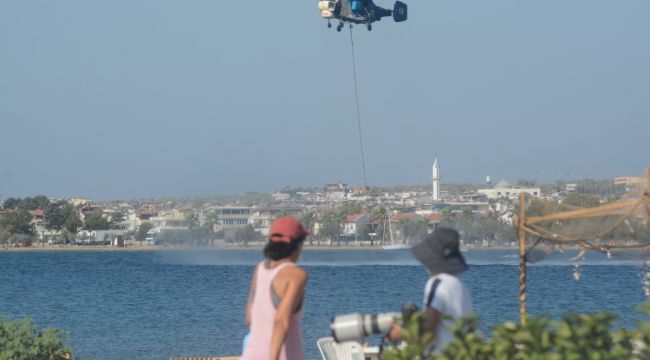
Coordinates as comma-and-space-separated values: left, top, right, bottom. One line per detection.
317, 0, 408, 188
348, 25, 368, 189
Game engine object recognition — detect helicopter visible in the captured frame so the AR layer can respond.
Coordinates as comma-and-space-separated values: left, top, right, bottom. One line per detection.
318, 0, 407, 32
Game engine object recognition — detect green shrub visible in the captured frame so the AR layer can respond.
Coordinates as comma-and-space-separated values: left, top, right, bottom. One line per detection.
382, 303, 650, 360
0, 316, 71, 360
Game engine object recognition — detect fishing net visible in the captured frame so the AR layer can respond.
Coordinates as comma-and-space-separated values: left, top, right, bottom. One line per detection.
516, 170, 650, 260
513, 170, 650, 320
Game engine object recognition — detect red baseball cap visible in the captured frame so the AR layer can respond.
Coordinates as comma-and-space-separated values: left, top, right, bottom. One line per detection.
269, 216, 310, 243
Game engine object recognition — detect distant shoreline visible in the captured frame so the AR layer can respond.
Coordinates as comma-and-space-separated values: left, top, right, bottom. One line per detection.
0, 244, 521, 253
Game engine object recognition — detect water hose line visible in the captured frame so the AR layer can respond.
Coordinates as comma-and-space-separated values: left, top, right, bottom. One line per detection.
349, 26, 368, 189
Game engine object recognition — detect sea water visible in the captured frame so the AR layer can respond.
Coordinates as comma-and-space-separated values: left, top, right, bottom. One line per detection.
0, 249, 647, 359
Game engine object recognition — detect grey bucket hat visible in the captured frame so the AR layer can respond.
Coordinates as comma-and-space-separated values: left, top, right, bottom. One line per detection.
411, 227, 467, 275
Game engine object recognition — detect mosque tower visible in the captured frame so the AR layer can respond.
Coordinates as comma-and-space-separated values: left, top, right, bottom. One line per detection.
432, 157, 440, 202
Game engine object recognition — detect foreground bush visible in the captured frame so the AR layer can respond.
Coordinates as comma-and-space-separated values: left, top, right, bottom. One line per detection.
382, 303, 650, 360
0, 316, 71, 360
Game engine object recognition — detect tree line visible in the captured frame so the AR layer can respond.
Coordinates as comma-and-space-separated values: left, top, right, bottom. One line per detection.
0, 196, 124, 246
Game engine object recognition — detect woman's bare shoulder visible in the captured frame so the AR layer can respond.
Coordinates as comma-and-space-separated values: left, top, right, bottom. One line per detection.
278, 265, 308, 284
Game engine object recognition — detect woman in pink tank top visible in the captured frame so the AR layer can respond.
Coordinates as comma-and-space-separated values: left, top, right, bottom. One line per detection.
241, 217, 309, 360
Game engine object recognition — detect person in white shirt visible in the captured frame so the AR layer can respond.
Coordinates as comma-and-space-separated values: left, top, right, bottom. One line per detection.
388, 227, 473, 352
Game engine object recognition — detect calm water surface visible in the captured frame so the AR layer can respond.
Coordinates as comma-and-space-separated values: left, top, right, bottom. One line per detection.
0, 249, 647, 359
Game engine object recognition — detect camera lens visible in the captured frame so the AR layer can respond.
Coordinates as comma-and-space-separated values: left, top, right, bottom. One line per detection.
330, 312, 401, 343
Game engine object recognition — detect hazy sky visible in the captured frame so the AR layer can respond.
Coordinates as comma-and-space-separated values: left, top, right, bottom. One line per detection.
1, 0, 648, 200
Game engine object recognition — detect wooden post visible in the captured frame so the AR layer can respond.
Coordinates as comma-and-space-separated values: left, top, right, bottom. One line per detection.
518, 192, 527, 325
645, 168, 650, 196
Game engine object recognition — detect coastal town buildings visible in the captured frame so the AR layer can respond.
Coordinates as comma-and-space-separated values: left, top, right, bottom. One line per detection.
5, 166, 642, 249
478, 180, 541, 200
615, 176, 645, 193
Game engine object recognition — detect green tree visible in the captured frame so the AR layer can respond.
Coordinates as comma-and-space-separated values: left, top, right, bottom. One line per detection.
300, 211, 317, 245
44, 202, 68, 231
370, 206, 388, 246
553, 179, 567, 193
189, 226, 213, 246
64, 210, 82, 235
109, 212, 125, 229
2, 196, 50, 210
22, 195, 50, 210
440, 207, 454, 223
356, 224, 371, 243
526, 197, 561, 217
83, 210, 111, 231
440, 213, 515, 246
2, 196, 50, 211
336, 202, 363, 217
0, 316, 72, 360
318, 211, 343, 245
59, 228, 75, 243
136, 222, 154, 246
563, 192, 601, 208
516, 179, 537, 187
399, 217, 429, 243
184, 213, 199, 231
2, 197, 21, 209
44, 202, 80, 237
0, 209, 34, 236
234, 225, 258, 246
461, 208, 474, 222
155, 229, 182, 246
0, 224, 11, 248
382, 304, 650, 360
202, 210, 220, 232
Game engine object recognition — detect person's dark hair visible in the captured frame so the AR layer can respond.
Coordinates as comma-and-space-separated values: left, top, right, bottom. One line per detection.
263, 236, 305, 261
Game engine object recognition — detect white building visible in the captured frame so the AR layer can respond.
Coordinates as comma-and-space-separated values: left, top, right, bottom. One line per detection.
324, 182, 348, 202
250, 207, 302, 236
478, 180, 541, 200
215, 206, 252, 230
93, 229, 126, 244
342, 214, 369, 238
122, 212, 143, 232
432, 157, 440, 202
149, 210, 188, 232
272, 192, 291, 201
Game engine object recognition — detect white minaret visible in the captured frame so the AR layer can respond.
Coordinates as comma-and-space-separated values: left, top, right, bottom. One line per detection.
432, 157, 440, 201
